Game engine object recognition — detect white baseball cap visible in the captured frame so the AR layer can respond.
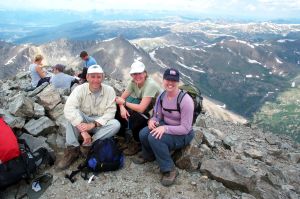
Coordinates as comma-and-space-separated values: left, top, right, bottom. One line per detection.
129, 60, 145, 74
87, 65, 103, 74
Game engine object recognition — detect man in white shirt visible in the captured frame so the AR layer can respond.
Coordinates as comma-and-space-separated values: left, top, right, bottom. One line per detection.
57, 65, 120, 170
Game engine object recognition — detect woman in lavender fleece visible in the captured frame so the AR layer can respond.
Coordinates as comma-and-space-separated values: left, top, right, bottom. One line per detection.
133, 68, 194, 186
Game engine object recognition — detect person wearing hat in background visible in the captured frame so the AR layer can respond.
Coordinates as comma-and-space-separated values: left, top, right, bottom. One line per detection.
133, 68, 194, 186
57, 64, 121, 170
29, 54, 51, 87
77, 51, 97, 82
50, 64, 79, 90
115, 60, 161, 156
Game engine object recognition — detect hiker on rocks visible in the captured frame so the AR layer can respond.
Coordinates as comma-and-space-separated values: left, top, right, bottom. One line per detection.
133, 68, 194, 186
115, 60, 161, 156
29, 54, 51, 87
57, 64, 121, 170
77, 51, 97, 82
50, 64, 79, 90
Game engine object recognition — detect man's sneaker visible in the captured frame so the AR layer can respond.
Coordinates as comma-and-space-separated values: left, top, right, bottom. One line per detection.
123, 140, 141, 156
80, 145, 91, 158
161, 168, 179, 186
132, 153, 155, 164
56, 147, 80, 170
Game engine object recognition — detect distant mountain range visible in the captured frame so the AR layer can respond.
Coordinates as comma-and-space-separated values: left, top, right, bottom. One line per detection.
1, 20, 300, 121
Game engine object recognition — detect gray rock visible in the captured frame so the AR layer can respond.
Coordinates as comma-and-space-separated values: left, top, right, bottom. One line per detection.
252, 177, 282, 199
27, 82, 49, 97
16, 71, 29, 79
216, 194, 232, 199
48, 103, 64, 120
173, 143, 203, 171
241, 193, 256, 199
56, 134, 66, 148
33, 103, 45, 117
223, 135, 238, 150
37, 85, 61, 110
244, 149, 264, 161
46, 133, 57, 146
265, 136, 279, 145
9, 94, 34, 117
19, 133, 53, 153
0, 108, 25, 128
210, 128, 225, 140
203, 130, 217, 148
55, 115, 68, 136
200, 159, 256, 192
287, 153, 300, 163
24, 116, 56, 136
195, 118, 207, 128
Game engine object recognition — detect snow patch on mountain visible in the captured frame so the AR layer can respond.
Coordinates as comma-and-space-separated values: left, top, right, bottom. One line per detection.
176, 61, 205, 73
247, 58, 262, 65
277, 39, 296, 43
4, 56, 16, 65
275, 57, 283, 64
233, 39, 255, 49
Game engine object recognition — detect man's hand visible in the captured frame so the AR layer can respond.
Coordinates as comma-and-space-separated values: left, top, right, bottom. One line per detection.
81, 131, 92, 146
150, 126, 166, 139
115, 96, 125, 106
148, 119, 157, 130
120, 106, 130, 120
76, 122, 95, 133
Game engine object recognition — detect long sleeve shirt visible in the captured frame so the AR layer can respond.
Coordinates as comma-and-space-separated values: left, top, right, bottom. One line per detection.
64, 83, 116, 126
152, 90, 194, 135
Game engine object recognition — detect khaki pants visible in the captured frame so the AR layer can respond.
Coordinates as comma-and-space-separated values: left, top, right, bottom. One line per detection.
65, 112, 120, 147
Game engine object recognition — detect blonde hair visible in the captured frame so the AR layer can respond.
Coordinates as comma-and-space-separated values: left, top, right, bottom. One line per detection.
34, 54, 43, 62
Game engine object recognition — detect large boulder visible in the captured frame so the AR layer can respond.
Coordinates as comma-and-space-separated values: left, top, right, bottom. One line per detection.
200, 159, 256, 193
9, 94, 34, 117
24, 116, 56, 136
0, 108, 25, 128
37, 85, 61, 110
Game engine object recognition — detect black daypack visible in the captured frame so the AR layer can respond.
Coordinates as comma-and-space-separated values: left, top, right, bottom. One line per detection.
0, 139, 55, 190
159, 84, 204, 124
66, 138, 124, 183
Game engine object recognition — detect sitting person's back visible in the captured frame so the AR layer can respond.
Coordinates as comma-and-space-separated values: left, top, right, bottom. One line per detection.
50, 64, 79, 89
29, 54, 50, 87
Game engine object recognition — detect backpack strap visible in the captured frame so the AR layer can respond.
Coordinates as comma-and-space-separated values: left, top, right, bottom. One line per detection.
160, 90, 186, 113
176, 90, 187, 113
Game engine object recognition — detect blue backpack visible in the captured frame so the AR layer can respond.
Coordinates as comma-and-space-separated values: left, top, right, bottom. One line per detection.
66, 138, 124, 183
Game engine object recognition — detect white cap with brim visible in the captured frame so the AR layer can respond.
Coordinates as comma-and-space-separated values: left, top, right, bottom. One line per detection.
87, 65, 103, 74
129, 60, 145, 74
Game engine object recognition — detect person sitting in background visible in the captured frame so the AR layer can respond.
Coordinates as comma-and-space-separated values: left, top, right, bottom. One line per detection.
133, 68, 194, 187
29, 54, 51, 87
50, 64, 79, 90
115, 60, 161, 156
78, 51, 97, 82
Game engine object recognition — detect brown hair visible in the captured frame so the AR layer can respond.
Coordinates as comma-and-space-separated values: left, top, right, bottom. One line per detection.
34, 54, 43, 62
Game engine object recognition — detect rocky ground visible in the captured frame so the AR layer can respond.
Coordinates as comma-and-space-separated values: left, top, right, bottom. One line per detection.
0, 72, 300, 199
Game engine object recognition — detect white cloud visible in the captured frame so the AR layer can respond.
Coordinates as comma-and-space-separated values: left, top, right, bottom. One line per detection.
246, 4, 256, 11
0, 0, 300, 18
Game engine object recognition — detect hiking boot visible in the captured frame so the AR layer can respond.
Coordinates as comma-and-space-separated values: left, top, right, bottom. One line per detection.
161, 168, 179, 187
80, 145, 91, 158
132, 153, 155, 164
115, 137, 128, 150
56, 146, 79, 170
123, 140, 141, 156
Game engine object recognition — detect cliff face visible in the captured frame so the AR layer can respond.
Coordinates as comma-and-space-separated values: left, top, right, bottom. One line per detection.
0, 72, 299, 199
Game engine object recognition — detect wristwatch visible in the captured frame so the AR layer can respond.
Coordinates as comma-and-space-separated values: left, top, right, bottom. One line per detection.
93, 121, 99, 127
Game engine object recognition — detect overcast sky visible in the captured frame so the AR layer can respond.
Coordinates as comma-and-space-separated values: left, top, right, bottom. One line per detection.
1, 0, 300, 19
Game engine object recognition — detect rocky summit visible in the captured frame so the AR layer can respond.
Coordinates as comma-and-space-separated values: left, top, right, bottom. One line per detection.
0, 72, 299, 199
